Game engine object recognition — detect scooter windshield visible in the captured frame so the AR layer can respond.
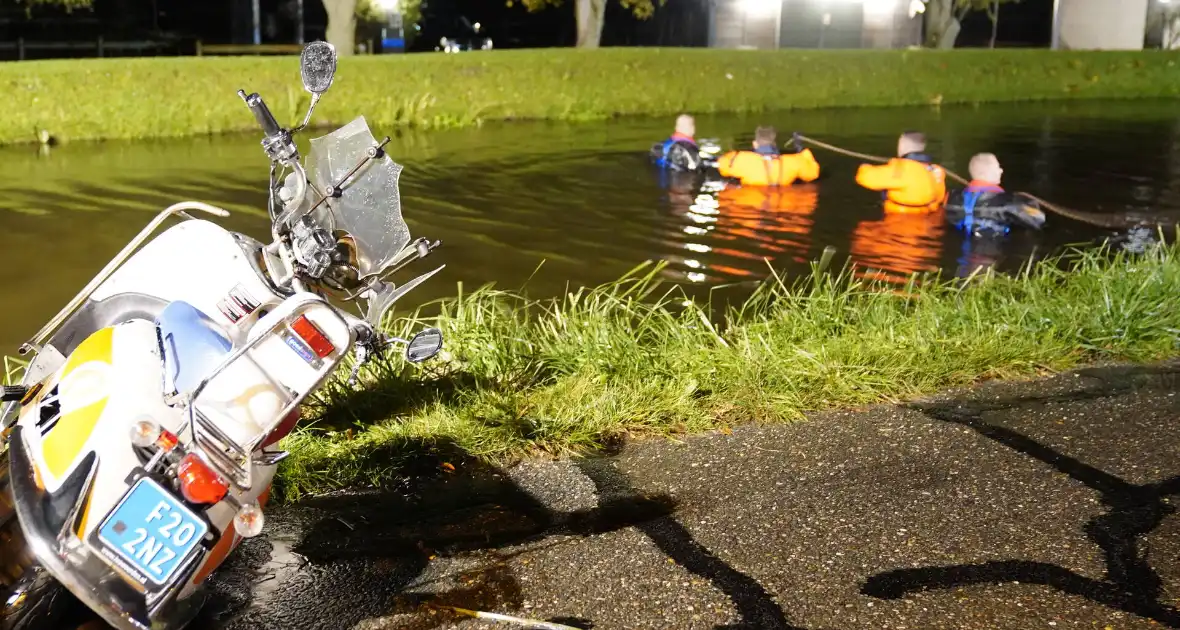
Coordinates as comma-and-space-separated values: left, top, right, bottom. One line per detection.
305, 116, 411, 279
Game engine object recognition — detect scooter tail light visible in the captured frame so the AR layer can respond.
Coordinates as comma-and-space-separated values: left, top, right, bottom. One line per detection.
291, 315, 334, 358
177, 454, 229, 505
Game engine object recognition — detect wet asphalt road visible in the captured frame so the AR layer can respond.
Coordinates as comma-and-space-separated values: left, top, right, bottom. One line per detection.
199, 362, 1180, 630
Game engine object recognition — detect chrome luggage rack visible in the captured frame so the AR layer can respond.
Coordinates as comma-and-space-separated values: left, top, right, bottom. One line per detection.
174, 295, 352, 490
188, 407, 259, 489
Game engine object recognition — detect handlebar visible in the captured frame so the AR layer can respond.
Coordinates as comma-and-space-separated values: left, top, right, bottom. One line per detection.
237, 90, 282, 138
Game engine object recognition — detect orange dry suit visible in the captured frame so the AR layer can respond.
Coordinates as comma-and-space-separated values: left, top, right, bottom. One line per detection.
855, 152, 947, 213
718, 146, 821, 187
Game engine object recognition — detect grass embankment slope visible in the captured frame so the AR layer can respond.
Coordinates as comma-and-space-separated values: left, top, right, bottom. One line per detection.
278, 243, 1180, 501
3, 48, 1180, 145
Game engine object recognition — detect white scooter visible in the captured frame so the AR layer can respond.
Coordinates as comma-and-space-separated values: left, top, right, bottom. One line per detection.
0, 41, 444, 630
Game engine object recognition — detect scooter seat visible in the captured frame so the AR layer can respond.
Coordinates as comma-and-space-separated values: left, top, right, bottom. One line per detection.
156, 301, 232, 396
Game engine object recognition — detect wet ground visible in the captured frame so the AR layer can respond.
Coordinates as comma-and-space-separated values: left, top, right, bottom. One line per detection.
194, 362, 1180, 630
5, 100, 1180, 352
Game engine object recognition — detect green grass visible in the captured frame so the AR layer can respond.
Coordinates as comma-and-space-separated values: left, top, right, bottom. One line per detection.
276, 241, 1180, 502
5, 48, 1180, 145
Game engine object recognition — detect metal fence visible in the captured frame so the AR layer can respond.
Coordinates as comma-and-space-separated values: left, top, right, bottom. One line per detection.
0, 38, 383, 61
0, 37, 182, 61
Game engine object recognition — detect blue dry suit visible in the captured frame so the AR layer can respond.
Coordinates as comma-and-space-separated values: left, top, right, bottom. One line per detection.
945, 184, 1046, 235
946, 183, 1046, 278
950, 184, 1010, 235
651, 135, 701, 172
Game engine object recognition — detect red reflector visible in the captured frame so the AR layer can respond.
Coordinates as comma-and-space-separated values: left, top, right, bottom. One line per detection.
291, 315, 334, 359
155, 430, 179, 452
178, 454, 229, 505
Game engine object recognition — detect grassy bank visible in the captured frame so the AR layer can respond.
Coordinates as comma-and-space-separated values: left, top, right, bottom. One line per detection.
276, 242, 1180, 501
4, 48, 1180, 145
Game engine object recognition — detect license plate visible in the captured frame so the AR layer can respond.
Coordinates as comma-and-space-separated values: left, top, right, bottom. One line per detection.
95, 477, 208, 588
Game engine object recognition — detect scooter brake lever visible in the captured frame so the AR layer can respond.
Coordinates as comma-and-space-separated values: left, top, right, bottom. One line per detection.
346, 330, 400, 386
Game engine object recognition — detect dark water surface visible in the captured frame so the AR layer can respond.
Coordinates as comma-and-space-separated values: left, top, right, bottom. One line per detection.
3, 100, 1179, 351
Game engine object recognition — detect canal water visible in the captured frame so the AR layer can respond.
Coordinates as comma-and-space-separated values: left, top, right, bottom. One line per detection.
2, 99, 1179, 352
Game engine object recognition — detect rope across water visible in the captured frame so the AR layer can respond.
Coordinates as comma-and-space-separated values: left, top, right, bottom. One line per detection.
793, 134, 1145, 229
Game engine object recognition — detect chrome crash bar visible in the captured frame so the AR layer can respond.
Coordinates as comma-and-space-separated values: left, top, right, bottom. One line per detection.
19, 202, 232, 356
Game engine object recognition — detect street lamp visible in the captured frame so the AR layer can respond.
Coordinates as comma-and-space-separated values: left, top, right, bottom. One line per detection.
374, 0, 406, 53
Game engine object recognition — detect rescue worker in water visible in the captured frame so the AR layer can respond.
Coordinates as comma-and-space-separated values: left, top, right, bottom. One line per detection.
651, 114, 702, 171
854, 131, 948, 213
668, 114, 697, 150
945, 152, 1046, 234
717, 126, 821, 187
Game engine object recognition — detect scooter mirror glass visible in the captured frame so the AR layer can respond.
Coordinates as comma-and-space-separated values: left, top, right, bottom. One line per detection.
406, 328, 443, 363
300, 42, 337, 95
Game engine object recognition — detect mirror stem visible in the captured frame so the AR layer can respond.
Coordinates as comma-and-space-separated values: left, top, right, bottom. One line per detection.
292, 93, 322, 134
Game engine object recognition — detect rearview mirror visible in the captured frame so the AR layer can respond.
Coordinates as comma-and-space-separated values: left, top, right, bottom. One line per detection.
406, 328, 443, 363
300, 41, 337, 95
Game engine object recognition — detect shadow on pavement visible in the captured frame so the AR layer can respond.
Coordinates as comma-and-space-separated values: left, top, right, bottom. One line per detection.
203, 437, 811, 629
577, 458, 807, 630
863, 363, 1180, 628
203, 441, 678, 629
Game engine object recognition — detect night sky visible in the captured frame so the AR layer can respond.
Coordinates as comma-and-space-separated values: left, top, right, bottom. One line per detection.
0, 0, 1056, 54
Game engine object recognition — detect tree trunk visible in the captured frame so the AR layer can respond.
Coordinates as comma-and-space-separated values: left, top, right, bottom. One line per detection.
939, 18, 960, 48
923, 0, 959, 48
988, 0, 1000, 48
322, 0, 357, 56
575, 0, 607, 48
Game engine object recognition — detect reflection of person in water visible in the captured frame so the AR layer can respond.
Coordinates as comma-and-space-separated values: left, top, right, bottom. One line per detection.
661, 169, 705, 216
945, 153, 1046, 235
855, 131, 948, 214
849, 210, 945, 285
953, 228, 1006, 279
717, 126, 821, 187
714, 184, 819, 268
651, 114, 702, 172
656, 159, 819, 282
